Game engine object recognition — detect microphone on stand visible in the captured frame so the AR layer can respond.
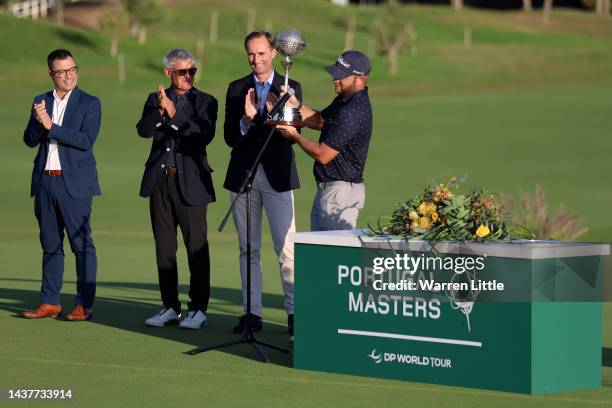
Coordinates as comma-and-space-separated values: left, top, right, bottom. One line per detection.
267, 86, 296, 121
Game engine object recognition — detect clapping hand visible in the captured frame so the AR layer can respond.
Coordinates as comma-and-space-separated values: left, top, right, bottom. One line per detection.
33, 99, 52, 130
244, 88, 261, 122
265, 86, 300, 113
265, 91, 278, 113
157, 84, 176, 118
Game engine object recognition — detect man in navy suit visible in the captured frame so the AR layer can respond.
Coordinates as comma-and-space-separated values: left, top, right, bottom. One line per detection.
22, 49, 101, 321
137, 48, 217, 330
223, 31, 302, 336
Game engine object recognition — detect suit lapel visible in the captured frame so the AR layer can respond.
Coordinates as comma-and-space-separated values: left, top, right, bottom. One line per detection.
62, 87, 81, 127
271, 70, 284, 95
44, 91, 54, 119
189, 88, 200, 114
246, 73, 256, 88
181, 88, 195, 115
245, 74, 256, 100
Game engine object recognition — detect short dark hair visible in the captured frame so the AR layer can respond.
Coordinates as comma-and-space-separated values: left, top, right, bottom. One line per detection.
47, 49, 73, 69
244, 31, 274, 50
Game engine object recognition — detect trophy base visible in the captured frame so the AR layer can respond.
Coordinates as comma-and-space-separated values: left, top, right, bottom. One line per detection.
264, 106, 303, 128
263, 120, 304, 128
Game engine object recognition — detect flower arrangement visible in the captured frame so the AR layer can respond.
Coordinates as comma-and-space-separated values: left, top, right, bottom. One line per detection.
368, 177, 510, 243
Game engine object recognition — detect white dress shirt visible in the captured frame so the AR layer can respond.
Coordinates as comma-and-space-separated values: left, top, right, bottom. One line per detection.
44, 89, 72, 171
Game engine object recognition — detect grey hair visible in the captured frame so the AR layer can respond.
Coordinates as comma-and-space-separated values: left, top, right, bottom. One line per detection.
163, 48, 196, 68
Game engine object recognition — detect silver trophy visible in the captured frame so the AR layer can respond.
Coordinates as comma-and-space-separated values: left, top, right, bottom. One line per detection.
265, 29, 306, 127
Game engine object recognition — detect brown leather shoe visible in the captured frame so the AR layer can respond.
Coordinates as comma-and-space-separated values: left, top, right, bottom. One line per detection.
21, 304, 62, 319
65, 305, 93, 321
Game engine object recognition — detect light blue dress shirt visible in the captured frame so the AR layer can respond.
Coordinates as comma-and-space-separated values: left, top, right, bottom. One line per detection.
239, 71, 275, 135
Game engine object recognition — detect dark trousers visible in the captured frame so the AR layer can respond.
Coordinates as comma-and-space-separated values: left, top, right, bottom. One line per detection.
35, 175, 97, 308
150, 174, 210, 313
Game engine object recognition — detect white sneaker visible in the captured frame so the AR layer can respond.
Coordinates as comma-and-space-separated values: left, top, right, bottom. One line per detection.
179, 310, 207, 329
145, 308, 181, 327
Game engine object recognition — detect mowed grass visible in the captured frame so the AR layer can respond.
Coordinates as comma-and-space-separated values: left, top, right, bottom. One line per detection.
1, 2, 612, 407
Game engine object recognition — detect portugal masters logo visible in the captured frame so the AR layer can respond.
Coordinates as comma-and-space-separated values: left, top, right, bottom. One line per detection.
368, 349, 382, 364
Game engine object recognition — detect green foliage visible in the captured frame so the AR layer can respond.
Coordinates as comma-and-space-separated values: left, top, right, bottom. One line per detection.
123, 0, 163, 26
99, 6, 129, 36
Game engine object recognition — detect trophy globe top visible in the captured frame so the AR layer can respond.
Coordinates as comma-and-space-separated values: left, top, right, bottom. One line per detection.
274, 29, 306, 58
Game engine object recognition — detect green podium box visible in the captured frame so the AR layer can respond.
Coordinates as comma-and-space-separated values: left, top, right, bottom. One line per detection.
292, 230, 610, 394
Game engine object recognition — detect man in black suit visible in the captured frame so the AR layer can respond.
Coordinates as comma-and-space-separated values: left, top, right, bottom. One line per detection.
137, 48, 218, 329
224, 31, 302, 335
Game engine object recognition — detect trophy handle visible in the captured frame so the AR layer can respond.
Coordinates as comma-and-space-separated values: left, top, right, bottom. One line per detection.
281, 55, 293, 90
270, 55, 300, 128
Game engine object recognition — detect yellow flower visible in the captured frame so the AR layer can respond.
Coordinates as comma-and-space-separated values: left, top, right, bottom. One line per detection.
419, 201, 437, 217
476, 224, 490, 238
419, 217, 431, 230
408, 210, 420, 221
431, 212, 439, 221
418, 202, 430, 216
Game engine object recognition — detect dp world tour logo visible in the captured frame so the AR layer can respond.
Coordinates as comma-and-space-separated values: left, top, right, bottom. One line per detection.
368, 349, 382, 364
366, 349, 453, 368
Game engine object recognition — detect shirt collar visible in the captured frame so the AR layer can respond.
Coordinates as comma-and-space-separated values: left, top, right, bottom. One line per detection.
252, 70, 274, 86
53, 88, 73, 102
168, 87, 192, 100
338, 86, 368, 104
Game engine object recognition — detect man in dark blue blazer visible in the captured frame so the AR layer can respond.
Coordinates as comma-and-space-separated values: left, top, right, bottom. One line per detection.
223, 31, 301, 336
22, 49, 101, 321
137, 48, 217, 330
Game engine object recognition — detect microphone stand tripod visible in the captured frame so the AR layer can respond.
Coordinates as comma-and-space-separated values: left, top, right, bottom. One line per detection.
185, 98, 292, 363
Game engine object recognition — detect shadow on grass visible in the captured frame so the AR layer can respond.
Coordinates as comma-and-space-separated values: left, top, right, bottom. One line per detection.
603, 347, 612, 368
0, 279, 292, 367
604, 349, 612, 387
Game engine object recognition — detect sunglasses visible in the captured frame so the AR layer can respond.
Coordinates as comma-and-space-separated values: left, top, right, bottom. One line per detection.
171, 67, 197, 76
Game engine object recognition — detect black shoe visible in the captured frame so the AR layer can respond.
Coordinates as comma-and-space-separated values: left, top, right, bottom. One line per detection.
233, 313, 263, 334
288, 314, 294, 335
